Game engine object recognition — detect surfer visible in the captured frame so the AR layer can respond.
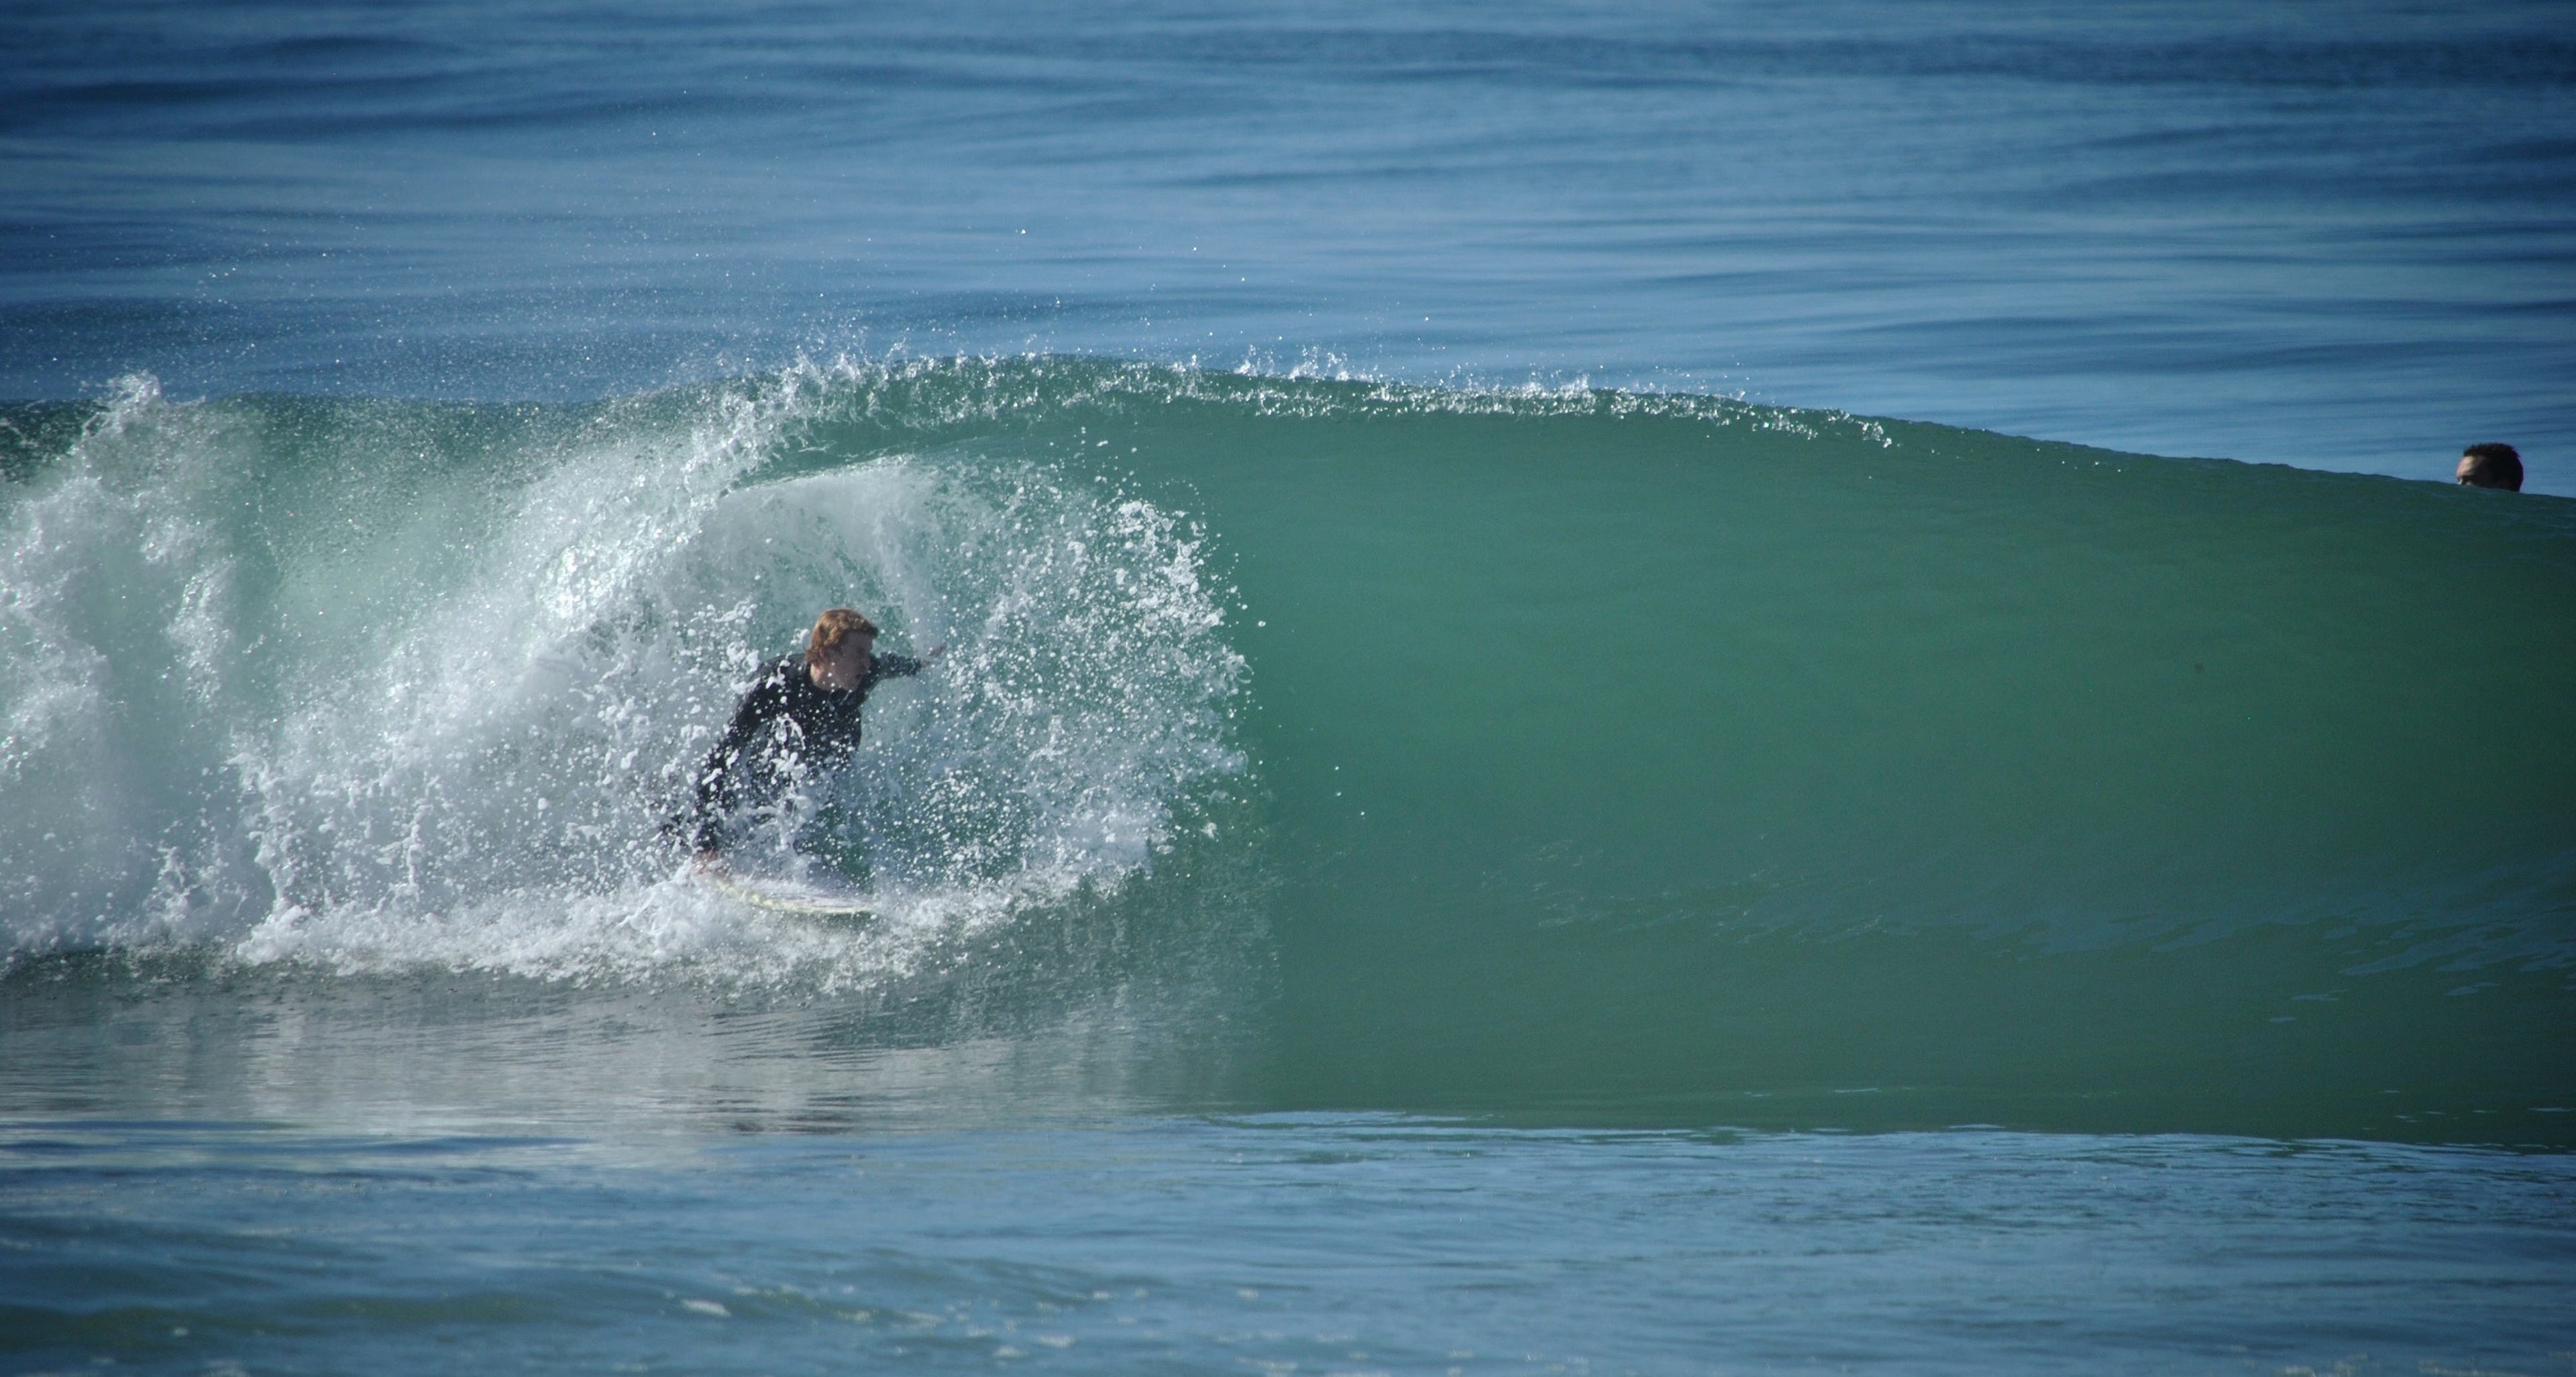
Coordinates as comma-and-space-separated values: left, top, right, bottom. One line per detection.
2456, 443, 2524, 491
677, 608, 943, 867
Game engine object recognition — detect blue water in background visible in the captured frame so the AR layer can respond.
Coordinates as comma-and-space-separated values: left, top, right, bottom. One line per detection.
5, 2, 2576, 1372
4, 0, 2571, 488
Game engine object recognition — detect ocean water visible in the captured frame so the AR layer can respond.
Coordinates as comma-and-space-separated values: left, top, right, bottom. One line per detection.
5, 4, 2575, 1375
5, 0, 2573, 487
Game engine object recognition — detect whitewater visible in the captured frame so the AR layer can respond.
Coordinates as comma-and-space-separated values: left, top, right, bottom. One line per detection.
2, 367, 1248, 989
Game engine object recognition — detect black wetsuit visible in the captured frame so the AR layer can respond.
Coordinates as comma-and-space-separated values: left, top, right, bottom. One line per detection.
682, 651, 924, 853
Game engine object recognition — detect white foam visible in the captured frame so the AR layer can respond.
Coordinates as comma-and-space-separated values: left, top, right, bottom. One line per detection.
2, 370, 1248, 987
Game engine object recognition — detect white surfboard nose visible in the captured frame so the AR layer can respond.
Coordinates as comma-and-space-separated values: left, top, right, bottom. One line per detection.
700, 869, 875, 922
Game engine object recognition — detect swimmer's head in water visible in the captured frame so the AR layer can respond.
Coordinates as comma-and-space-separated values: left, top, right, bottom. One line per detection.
2457, 443, 2523, 492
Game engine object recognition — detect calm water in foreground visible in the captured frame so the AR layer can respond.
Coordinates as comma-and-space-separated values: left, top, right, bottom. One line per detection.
5, 967, 2573, 1376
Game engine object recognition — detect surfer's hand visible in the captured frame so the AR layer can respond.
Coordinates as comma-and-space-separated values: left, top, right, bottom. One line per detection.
692, 847, 724, 875
922, 645, 947, 665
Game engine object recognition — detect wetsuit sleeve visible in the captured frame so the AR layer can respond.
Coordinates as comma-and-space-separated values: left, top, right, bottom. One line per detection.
686, 673, 786, 851
871, 653, 925, 680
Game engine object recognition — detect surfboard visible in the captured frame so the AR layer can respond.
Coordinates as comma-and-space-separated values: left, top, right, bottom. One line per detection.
698, 868, 876, 922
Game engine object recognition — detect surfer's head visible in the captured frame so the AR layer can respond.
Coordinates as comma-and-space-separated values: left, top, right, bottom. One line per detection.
806, 607, 878, 691
808, 607, 879, 657
2457, 443, 2523, 491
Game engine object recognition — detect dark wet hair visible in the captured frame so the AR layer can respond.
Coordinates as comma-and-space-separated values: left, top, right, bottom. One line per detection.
2459, 443, 2523, 492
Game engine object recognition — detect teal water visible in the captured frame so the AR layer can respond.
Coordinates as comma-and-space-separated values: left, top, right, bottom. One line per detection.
7, 1105, 2574, 1377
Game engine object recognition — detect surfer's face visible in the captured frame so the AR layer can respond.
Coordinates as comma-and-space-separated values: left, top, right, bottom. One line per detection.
810, 635, 873, 692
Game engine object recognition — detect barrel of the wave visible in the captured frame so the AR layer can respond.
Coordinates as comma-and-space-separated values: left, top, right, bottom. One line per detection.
1054, 376, 2576, 1140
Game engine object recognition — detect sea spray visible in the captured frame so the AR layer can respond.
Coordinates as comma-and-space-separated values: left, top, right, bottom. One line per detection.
1, 367, 1250, 989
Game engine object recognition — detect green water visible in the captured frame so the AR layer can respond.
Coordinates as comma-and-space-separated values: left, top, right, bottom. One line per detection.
797, 363, 2576, 1138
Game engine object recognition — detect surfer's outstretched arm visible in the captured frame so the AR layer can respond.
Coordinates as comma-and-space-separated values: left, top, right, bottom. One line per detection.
867, 645, 941, 683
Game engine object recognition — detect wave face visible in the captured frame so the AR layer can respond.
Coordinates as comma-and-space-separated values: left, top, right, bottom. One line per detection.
5, 360, 2571, 1138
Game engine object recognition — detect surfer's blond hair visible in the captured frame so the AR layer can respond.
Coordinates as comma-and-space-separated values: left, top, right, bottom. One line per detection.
806, 608, 879, 657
